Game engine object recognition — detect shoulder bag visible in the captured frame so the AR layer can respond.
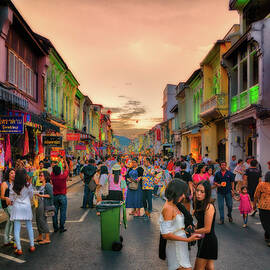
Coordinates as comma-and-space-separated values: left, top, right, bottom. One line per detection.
159, 233, 166, 260
44, 205, 55, 217
128, 180, 138, 191
88, 172, 98, 192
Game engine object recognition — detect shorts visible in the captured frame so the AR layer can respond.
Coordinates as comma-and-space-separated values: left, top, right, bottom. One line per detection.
248, 189, 256, 201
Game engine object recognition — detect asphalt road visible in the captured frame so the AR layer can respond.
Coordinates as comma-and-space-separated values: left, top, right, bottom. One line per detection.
0, 182, 270, 270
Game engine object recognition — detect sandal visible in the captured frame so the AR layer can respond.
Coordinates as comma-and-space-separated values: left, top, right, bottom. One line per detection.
29, 246, 35, 252
39, 240, 51, 245
14, 249, 23, 255
34, 239, 43, 242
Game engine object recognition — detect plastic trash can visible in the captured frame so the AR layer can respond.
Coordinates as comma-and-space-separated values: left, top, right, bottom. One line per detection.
96, 200, 126, 251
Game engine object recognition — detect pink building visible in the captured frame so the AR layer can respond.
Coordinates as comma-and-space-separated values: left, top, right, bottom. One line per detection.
0, 0, 58, 132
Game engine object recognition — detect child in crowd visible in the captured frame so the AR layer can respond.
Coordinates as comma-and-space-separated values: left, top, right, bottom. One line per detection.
236, 186, 252, 228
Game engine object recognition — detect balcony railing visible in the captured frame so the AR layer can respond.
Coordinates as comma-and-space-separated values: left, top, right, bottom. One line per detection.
200, 94, 226, 114
180, 121, 186, 129
231, 84, 259, 114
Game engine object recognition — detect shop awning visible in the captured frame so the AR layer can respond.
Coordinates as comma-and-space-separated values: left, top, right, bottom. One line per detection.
8, 110, 60, 133
31, 114, 60, 133
0, 84, 29, 110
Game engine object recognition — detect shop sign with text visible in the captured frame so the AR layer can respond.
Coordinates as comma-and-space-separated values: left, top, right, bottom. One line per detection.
75, 145, 86, 150
66, 133, 80, 141
0, 116, 24, 134
43, 136, 62, 147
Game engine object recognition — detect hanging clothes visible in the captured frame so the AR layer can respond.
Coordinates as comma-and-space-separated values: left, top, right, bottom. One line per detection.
23, 127, 29, 156
5, 134, 11, 163
37, 134, 43, 155
35, 132, 39, 155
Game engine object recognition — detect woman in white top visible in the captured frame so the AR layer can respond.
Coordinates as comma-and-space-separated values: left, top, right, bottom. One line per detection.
233, 159, 245, 194
10, 169, 35, 255
160, 179, 200, 270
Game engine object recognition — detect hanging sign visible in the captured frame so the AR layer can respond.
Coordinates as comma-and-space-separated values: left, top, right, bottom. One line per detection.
66, 133, 80, 141
0, 116, 24, 134
75, 145, 86, 150
43, 136, 62, 147
50, 148, 66, 160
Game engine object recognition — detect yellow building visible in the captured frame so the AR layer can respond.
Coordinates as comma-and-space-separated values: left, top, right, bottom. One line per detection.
200, 39, 232, 162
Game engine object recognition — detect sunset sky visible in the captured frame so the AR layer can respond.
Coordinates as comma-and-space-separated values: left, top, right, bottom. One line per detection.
12, 0, 238, 138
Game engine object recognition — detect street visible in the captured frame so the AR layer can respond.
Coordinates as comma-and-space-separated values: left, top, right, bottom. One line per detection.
0, 181, 269, 270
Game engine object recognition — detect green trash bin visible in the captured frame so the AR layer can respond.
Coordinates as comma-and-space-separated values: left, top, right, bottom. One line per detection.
96, 200, 126, 251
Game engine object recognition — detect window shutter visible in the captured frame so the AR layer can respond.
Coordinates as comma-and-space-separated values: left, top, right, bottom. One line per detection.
22, 63, 25, 91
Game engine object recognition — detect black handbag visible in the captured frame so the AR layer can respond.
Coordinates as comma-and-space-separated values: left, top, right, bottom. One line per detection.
159, 233, 167, 260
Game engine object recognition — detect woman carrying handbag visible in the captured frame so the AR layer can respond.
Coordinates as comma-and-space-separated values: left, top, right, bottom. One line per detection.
35, 171, 54, 245
125, 159, 144, 217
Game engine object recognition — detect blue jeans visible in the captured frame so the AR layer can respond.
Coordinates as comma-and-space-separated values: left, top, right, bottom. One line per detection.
3, 206, 13, 244
142, 190, 153, 213
153, 185, 159, 196
14, 220, 34, 250
82, 184, 94, 208
217, 192, 233, 221
53, 194, 67, 230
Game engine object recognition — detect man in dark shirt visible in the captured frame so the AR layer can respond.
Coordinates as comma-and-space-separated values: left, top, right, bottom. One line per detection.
51, 158, 69, 233
214, 161, 235, 224
175, 162, 193, 211
244, 159, 262, 216
80, 159, 97, 209
43, 156, 51, 169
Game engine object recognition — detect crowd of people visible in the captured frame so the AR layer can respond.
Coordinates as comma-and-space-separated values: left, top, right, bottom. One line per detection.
0, 156, 70, 255
0, 152, 270, 269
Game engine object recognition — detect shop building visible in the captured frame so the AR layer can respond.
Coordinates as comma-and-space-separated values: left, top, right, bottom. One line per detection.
0, 1, 59, 166
200, 35, 233, 162
224, 0, 270, 174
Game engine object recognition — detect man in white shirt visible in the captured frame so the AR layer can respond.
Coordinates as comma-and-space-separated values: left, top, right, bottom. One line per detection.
203, 154, 211, 165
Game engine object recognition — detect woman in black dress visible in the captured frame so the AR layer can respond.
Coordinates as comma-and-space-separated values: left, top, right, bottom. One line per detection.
194, 180, 218, 270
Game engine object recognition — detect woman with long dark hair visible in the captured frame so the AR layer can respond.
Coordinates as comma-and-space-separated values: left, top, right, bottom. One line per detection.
98, 165, 109, 200
193, 180, 218, 270
1, 168, 15, 246
125, 159, 144, 216
10, 168, 35, 255
160, 179, 200, 270
35, 170, 53, 245
193, 164, 208, 185
107, 164, 127, 201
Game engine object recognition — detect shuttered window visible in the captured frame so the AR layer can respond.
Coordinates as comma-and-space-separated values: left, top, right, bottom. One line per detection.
8, 50, 37, 99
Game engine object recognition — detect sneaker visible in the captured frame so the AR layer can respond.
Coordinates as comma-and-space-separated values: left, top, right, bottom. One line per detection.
242, 224, 247, 228
228, 217, 233, 223
59, 228, 67, 233
218, 220, 224, 225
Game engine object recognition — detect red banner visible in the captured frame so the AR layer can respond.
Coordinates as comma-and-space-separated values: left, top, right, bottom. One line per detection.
51, 149, 65, 158
75, 145, 86, 150
66, 133, 80, 141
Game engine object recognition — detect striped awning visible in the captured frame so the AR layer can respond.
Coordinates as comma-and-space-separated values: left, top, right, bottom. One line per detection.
0, 85, 28, 110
